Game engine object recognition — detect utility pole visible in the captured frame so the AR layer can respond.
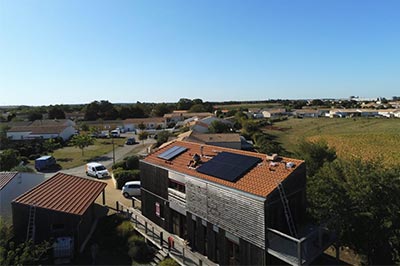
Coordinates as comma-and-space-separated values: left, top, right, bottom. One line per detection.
112, 135, 115, 165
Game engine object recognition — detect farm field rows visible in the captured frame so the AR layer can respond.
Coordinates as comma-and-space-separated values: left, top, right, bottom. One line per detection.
266, 118, 400, 166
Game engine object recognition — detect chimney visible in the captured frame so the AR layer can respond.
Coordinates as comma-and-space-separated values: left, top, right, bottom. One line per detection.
200, 145, 204, 157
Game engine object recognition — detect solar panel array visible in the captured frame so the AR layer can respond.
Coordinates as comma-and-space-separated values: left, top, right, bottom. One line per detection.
157, 146, 188, 160
196, 152, 261, 182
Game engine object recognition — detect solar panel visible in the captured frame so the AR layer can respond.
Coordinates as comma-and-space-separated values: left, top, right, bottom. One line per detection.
157, 146, 187, 160
196, 152, 261, 182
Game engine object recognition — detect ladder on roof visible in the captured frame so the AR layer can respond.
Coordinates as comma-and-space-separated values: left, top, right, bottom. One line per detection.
26, 204, 37, 242
277, 183, 298, 238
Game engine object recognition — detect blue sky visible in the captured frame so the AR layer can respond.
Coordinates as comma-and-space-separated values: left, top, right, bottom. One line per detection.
1, 0, 399, 105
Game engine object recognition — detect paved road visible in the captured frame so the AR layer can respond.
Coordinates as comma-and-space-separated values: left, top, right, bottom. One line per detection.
44, 135, 156, 208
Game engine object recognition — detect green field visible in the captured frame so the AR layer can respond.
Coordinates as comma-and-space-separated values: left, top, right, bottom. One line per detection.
52, 138, 127, 169
266, 118, 400, 166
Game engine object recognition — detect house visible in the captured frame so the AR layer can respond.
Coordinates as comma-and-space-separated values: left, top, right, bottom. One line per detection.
6, 119, 76, 141
12, 173, 107, 252
261, 108, 288, 119
178, 131, 242, 150
329, 109, 360, 118
0, 172, 45, 222
140, 141, 335, 265
164, 111, 214, 125
123, 117, 166, 131
377, 109, 399, 118
190, 116, 233, 133
293, 109, 319, 118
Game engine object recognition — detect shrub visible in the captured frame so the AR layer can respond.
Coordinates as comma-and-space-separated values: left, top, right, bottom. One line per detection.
159, 258, 179, 266
125, 156, 139, 170
19, 156, 29, 165
28, 154, 40, 160
113, 169, 140, 189
116, 221, 134, 241
11, 165, 35, 173
112, 161, 125, 170
127, 235, 152, 262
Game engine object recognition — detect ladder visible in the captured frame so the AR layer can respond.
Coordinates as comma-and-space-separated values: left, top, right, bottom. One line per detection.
26, 204, 37, 242
277, 183, 298, 238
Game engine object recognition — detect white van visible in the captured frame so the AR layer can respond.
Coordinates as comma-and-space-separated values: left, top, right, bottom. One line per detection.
85, 162, 110, 179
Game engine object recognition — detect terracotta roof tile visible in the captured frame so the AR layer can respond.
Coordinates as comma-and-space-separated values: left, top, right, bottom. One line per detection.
13, 173, 106, 215
0, 172, 18, 190
144, 141, 304, 197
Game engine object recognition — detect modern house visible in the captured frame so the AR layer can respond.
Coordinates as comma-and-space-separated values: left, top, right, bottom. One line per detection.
140, 141, 334, 265
0, 172, 45, 222
12, 173, 107, 252
6, 119, 76, 141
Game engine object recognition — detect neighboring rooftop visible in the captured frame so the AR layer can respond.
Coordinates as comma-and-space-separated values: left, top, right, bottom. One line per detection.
13, 172, 107, 215
0, 172, 18, 190
143, 141, 304, 197
8, 125, 70, 134
180, 131, 241, 144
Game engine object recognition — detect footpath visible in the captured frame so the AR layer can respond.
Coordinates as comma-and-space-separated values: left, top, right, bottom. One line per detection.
117, 202, 218, 266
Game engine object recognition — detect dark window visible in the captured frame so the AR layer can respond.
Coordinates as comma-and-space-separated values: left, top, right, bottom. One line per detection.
169, 180, 185, 193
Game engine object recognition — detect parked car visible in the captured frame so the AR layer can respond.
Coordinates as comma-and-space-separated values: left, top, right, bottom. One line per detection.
110, 130, 120, 138
85, 162, 110, 179
122, 181, 141, 198
35, 155, 57, 171
125, 137, 136, 145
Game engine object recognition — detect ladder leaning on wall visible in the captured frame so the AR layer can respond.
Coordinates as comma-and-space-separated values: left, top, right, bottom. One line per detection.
277, 183, 298, 238
26, 204, 37, 242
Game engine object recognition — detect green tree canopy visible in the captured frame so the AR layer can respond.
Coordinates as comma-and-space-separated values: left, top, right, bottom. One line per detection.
308, 159, 400, 264
0, 149, 20, 171
48, 106, 66, 119
208, 120, 231, 133
70, 134, 94, 156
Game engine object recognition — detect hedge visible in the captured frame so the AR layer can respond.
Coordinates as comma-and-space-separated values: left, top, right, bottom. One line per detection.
113, 169, 140, 189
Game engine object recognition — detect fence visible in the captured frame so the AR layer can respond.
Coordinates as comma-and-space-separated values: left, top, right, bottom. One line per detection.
116, 201, 217, 266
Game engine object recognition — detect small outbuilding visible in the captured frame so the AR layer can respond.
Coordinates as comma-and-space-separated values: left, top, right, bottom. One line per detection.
12, 172, 107, 252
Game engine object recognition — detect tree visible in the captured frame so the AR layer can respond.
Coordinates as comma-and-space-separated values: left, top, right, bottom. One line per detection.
0, 149, 20, 171
48, 106, 65, 119
308, 159, 400, 264
295, 140, 336, 177
138, 131, 149, 145
70, 134, 94, 156
152, 103, 172, 117
138, 123, 146, 130
208, 120, 231, 133
156, 131, 171, 147
28, 112, 43, 121
176, 98, 193, 110
43, 138, 61, 154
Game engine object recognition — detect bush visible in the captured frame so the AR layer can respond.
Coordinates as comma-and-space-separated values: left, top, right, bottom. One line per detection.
116, 221, 135, 241
28, 154, 40, 160
127, 235, 152, 262
113, 169, 140, 189
112, 161, 125, 170
19, 156, 29, 165
125, 156, 139, 170
159, 258, 179, 266
11, 165, 35, 173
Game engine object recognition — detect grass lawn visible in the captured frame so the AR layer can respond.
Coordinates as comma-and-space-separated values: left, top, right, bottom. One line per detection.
52, 137, 127, 169
265, 117, 400, 166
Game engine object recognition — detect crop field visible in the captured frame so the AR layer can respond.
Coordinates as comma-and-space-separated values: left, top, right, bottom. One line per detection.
265, 117, 400, 166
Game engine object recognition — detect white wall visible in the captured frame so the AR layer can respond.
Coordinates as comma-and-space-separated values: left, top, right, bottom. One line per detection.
0, 173, 45, 222
60, 126, 76, 141
6, 131, 31, 140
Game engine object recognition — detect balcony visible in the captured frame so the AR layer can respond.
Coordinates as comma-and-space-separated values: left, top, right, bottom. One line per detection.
267, 225, 336, 266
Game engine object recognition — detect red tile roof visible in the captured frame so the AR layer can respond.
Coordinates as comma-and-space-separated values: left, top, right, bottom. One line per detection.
13, 173, 107, 215
143, 141, 304, 197
0, 172, 18, 190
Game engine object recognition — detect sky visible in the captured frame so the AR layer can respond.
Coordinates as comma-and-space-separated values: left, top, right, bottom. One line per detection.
0, 0, 399, 106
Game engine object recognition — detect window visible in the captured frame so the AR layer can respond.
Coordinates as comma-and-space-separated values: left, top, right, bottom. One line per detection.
169, 180, 185, 193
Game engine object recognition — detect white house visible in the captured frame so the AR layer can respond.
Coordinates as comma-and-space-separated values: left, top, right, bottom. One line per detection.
0, 172, 45, 221
7, 125, 76, 141
261, 108, 287, 118
123, 117, 166, 132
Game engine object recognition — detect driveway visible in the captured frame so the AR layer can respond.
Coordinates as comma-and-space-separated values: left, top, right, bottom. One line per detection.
44, 136, 156, 208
